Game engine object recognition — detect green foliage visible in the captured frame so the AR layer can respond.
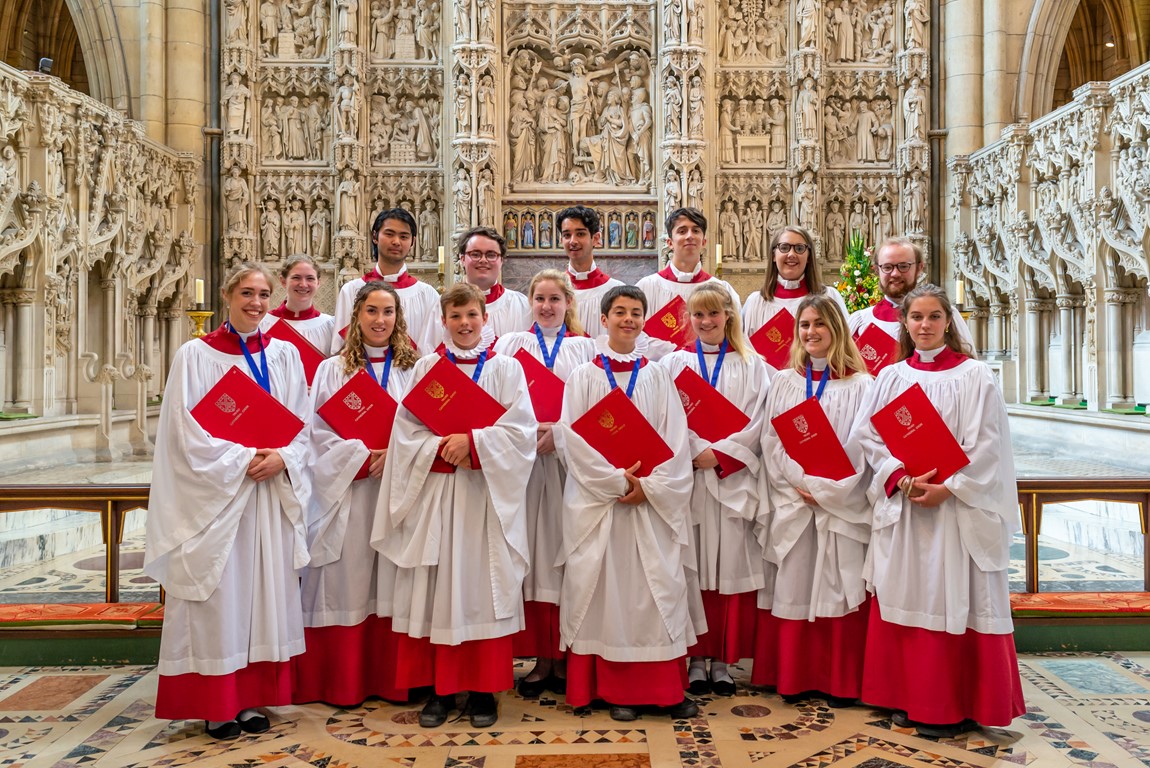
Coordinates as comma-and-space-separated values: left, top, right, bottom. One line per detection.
835, 229, 882, 312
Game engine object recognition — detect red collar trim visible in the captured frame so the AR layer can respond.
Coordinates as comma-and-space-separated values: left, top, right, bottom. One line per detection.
807, 367, 838, 381
484, 283, 506, 303
435, 342, 498, 359
907, 346, 967, 371
364, 267, 419, 289
200, 325, 266, 354
593, 356, 650, 372
657, 265, 712, 284
773, 281, 809, 299
569, 268, 612, 289
872, 298, 900, 322
270, 303, 321, 321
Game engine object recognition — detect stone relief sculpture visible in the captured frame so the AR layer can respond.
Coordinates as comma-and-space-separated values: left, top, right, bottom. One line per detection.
855, 100, 878, 162
418, 199, 440, 260
904, 0, 927, 49
825, 199, 845, 258
719, 200, 742, 257
336, 0, 359, 48
225, 0, 248, 44
903, 78, 925, 141
742, 199, 766, 261
335, 75, 361, 140
796, 0, 817, 49
223, 73, 251, 137
310, 198, 330, 258
261, 199, 282, 257
337, 170, 361, 232
718, 0, 786, 64
284, 198, 307, 254
223, 165, 249, 232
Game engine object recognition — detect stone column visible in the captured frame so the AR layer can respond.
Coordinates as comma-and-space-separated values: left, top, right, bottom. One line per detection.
1024, 298, 1043, 400
943, 0, 984, 156
140, 305, 158, 399
11, 290, 35, 412
137, 0, 168, 140
1055, 295, 1077, 404
165, 0, 207, 153
1103, 288, 1130, 409
981, 0, 1024, 142
969, 306, 989, 356
1, 295, 14, 410
988, 301, 1008, 358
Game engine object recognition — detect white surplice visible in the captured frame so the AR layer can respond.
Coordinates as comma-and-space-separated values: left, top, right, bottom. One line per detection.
761, 369, 873, 620
851, 357, 1020, 635
635, 271, 744, 321
260, 312, 336, 353
302, 353, 413, 626
372, 351, 537, 644
571, 275, 625, 336
493, 328, 598, 604
482, 285, 533, 337
553, 347, 698, 661
144, 337, 311, 676
659, 345, 770, 595
330, 271, 443, 356
742, 284, 848, 338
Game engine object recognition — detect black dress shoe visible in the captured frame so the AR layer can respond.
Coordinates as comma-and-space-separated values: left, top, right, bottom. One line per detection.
467, 692, 498, 728
205, 720, 241, 740
711, 678, 737, 697
237, 713, 271, 733
781, 692, 806, 704
666, 698, 699, 719
687, 678, 712, 696
890, 711, 914, 728
824, 695, 856, 708
915, 719, 978, 739
419, 694, 454, 728
573, 705, 593, 717
546, 674, 567, 694
609, 704, 639, 721
517, 676, 548, 698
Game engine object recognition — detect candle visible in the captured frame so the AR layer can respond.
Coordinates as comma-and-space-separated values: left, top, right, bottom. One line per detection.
194, 278, 205, 305
954, 278, 965, 306
715, 243, 723, 269
437, 245, 445, 273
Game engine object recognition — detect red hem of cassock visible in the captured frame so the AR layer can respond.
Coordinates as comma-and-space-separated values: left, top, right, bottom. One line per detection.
861, 602, 1026, 726
749, 609, 782, 687
772, 597, 870, 698
513, 600, 563, 659
686, 590, 758, 663
156, 660, 294, 721
396, 635, 515, 694
292, 616, 413, 706
566, 653, 687, 708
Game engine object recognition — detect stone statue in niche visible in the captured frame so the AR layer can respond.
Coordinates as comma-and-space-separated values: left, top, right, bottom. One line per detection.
768, 98, 787, 162
261, 199, 282, 257
796, 0, 817, 49
719, 200, 742, 258
504, 212, 518, 248
796, 171, 817, 228
664, 169, 681, 211
905, 0, 927, 49
262, 99, 284, 159
478, 75, 496, 135
285, 198, 307, 254
260, 0, 280, 55
873, 199, 893, 244
283, 95, 309, 158
477, 167, 496, 225
687, 0, 704, 43
874, 100, 893, 161
509, 92, 537, 183
335, 74, 361, 140
337, 170, 361, 232
765, 199, 787, 244
313, 0, 329, 54
863, 1, 893, 61
905, 171, 926, 232
827, 0, 854, 61
419, 200, 440, 259
416, 0, 440, 60
522, 213, 536, 247
642, 215, 656, 248
371, 4, 392, 58
225, 0, 248, 44
825, 199, 845, 260
847, 200, 866, 237
307, 96, 329, 158
854, 100, 877, 163
824, 100, 847, 162
537, 93, 569, 183
455, 74, 472, 134
310, 198, 330, 258
629, 75, 654, 183
719, 100, 737, 164
664, 0, 682, 42
477, 0, 494, 42
223, 73, 251, 136
452, 167, 471, 225
625, 214, 638, 248
903, 78, 926, 142
687, 76, 704, 139
686, 168, 704, 207
540, 215, 553, 248
742, 199, 765, 261
337, 0, 359, 48
223, 165, 249, 232
665, 75, 683, 137
797, 77, 818, 144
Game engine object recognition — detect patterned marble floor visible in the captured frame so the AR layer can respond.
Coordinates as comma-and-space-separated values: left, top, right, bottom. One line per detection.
3, 653, 1150, 767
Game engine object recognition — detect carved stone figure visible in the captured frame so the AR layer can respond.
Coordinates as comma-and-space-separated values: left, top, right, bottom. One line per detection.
903, 78, 926, 141
765, 199, 787, 243
768, 98, 787, 162
825, 199, 846, 260
796, 171, 817, 228
874, 100, 893, 161
262, 99, 284, 159
742, 199, 765, 261
855, 100, 877, 162
225, 0, 248, 44
719, 200, 742, 258
453, 167, 471, 225
223, 165, 249, 233
508, 91, 537, 183
260, 0, 280, 54
629, 76, 654, 183
478, 75, 496, 135
477, 0, 494, 41
686, 168, 704, 207
416, 0, 439, 60
283, 95, 308, 158
313, 0, 329, 53
337, 170, 361, 231
797, 78, 818, 143
796, 0, 817, 49
719, 100, 737, 164
337, 0, 359, 47
455, 74, 471, 134
665, 76, 682, 137
537, 93, 568, 183
306, 96, 328, 158
371, 3, 392, 58
393, 0, 417, 57
874, 199, 893, 244
664, 0, 682, 42
906, 171, 927, 232
223, 73, 251, 136
687, 76, 704, 139
664, 169, 681, 211
310, 198, 330, 258
687, 0, 704, 43
335, 75, 361, 139
824, 101, 847, 162
830, 0, 855, 61
419, 200, 440, 259
477, 167, 496, 225
905, 0, 927, 49
261, 199, 282, 257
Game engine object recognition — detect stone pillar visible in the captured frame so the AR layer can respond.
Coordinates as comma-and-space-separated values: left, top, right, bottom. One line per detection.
981, 0, 1025, 142
988, 301, 1007, 358
943, 0, 984, 156
1024, 298, 1043, 400
165, 0, 207, 153
11, 291, 35, 412
969, 306, 989, 356
140, 305, 158, 399
1056, 295, 1078, 404
137, 0, 168, 140
1103, 288, 1130, 409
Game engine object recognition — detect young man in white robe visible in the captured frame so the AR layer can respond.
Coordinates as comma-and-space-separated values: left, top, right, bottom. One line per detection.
373, 283, 537, 729
330, 207, 442, 355
553, 285, 701, 722
457, 226, 532, 337
557, 205, 625, 334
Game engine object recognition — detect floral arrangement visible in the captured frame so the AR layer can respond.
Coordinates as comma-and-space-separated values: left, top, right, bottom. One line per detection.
835, 229, 882, 312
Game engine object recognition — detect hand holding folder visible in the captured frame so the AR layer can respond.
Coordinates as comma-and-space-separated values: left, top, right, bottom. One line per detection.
870, 382, 970, 484
190, 366, 304, 449
673, 367, 751, 443
570, 387, 673, 479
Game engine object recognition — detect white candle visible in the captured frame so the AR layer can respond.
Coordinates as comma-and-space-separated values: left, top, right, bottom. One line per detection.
715, 243, 723, 269
194, 278, 205, 305
954, 278, 965, 306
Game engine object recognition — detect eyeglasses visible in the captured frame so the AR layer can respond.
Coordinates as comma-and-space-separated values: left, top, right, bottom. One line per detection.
877, 262, 915, 274
464, 250, 502, 262
774, 242, 809, 255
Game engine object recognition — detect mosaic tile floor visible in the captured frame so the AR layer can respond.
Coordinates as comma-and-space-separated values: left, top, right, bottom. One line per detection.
2, 654, 1150, 767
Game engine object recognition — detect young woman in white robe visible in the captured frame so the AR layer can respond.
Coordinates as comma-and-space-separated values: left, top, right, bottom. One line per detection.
553, 285, 699, 722
754, 292, 872, 705
493, 270, 597, 698
259, 255, 336, 351
293, 281, 428, 706
373, 283, 537, 729
659, 284, 771, 697
144, 263, 311, 740
852, 283, 1025, 737
741, 226, 849, 340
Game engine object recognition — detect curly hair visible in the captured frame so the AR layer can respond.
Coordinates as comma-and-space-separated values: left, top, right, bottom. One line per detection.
341, 281, 420, 376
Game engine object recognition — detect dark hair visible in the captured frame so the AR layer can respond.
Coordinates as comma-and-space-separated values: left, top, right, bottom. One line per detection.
370, 208, 417, 259
455, 225, 507, 259
556, 205, 601, 235
759, 224, 825, 301
600, 284, 647, 317
896, 283, 975, 360
664, 206, 707, 236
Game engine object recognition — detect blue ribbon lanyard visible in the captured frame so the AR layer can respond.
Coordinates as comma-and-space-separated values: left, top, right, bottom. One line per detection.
534, 323, 566, 370
805, 362, 830, 401
365, 347, 393, 390
228, 322, 271, 393
600, 354, 641, 399
446, 349, 489, 383
695, 338, 728, 387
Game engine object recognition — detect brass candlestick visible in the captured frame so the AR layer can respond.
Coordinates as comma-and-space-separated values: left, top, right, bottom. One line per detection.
187, 309, 215, 338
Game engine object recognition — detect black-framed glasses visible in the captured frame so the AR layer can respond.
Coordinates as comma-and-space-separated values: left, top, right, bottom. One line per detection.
464, 250, 502, 262
774, 242, 809, 254
877, 262, 915, 274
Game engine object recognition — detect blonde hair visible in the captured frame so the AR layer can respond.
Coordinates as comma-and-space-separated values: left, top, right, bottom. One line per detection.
439, 282, 487, 316
527, 269, 584, 336
280, 254, 319, 279
342, 281, 419, 376
760, 225, 825, 301
221, 262, 275, 300
896, 283, 974, 361
787, 293, 868, 378
687, 284, 751, 360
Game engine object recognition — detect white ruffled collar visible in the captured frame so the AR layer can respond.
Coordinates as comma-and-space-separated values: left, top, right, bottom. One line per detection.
595, 334, 643, 362
443, 325, 496, 358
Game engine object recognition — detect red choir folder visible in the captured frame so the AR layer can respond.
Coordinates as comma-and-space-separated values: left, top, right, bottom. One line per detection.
854, 323, 899, 375
190, 366, 304, 448
570, 387, 673, 478
316, 369, 399, 480
644, 295, 696, 350
513, 348, 565, 423
749, 308, 795, 369
770, 396, 855, 481
402, 356, 508, 473
264, 320, 327, 386
870, 382, 970, 483
673, 367, 751, 443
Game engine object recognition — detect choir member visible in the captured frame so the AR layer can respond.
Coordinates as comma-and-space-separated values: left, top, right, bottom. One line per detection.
144, 263, 311, 739
554, 285, 699, 722
659, 284, 771, 697
853, 283, 1025, 737
457, 226, 532, 336
754, 292, 872, 705
494, 269, 597, 698
557, 206, 625, 334
293, 281, 427, 706
742, 226, 849, 339
260, 255, 336, 350
331, 208, 441, 355
373, 283, 537, 728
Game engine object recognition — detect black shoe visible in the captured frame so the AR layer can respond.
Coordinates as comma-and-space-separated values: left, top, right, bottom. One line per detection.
915, 719, 978, 739
687, 677, 711, 695
890, 711, 914, 728
237, 713, 271, 733
467, 692, 498, 728
711, 678, 737, 697
825, 695, 856, 708
419, 694, 454, 728
666, 698, 700, 719
609, 704, 639, 721
546, 674, 567, 694
517, 676, 548, 698
205, 720, 241, 740
573, 705, 593, 717
781, 692, 806, 705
